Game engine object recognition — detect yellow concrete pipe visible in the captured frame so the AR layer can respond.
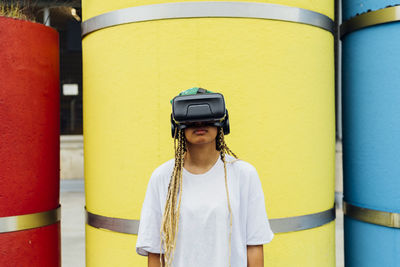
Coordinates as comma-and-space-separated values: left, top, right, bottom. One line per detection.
82, 0, 335, 266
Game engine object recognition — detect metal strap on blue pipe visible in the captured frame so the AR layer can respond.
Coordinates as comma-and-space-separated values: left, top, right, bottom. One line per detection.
85, 207, 335, 234
344, 202, 400, 228
81, 1, 334, 37
341, 5, 400, 38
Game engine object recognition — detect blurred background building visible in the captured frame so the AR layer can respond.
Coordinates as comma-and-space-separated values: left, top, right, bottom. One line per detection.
11, 0, 83, 180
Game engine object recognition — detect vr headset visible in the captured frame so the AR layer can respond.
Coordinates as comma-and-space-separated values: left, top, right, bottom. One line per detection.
170, 92, 230, 137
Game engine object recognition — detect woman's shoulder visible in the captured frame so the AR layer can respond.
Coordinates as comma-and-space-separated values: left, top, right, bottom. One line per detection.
225, 155, 262, 188
149, 158, 175, 180
225, 154, 257, 173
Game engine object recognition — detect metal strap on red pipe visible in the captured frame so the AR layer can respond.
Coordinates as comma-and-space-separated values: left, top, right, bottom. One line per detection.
0, 206, 61, 234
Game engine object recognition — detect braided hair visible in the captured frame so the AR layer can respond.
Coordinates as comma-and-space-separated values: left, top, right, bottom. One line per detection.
159, 127, 237, 267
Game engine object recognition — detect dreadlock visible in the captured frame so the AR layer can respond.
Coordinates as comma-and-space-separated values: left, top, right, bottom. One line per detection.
160, 127, 238, 267
217, 127, 238, 267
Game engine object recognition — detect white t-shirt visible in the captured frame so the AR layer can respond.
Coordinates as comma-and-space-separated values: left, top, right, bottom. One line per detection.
136, 154, 274, 266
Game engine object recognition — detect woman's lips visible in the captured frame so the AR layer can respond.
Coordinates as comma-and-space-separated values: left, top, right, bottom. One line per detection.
193, 127, 208, 135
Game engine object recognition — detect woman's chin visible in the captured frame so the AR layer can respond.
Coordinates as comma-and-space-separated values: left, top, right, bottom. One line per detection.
188, 137, 214, 145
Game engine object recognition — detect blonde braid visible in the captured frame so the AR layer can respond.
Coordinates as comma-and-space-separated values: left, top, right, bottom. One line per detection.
160, 128, 185, 267
160, 127, 237, 267
218, 127, 238, 267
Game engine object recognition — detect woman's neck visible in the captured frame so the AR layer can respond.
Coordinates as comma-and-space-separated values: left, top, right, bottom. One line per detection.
184, 141, 220, 174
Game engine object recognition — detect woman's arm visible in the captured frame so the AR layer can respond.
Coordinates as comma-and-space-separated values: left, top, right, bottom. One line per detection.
148, 252, 165, 267
247, 245, 264, 267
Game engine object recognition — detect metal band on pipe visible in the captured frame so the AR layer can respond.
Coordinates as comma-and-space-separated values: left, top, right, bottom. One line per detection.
85, 207, 335, 234
344, 201, 400, 228
270, 207, 335, 233
86, 209, 140, 234
0, 206, 61, 233
81, 2, 334, 37
341, 6, 400, 38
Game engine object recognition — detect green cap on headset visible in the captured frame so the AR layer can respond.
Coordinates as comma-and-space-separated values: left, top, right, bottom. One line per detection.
170, 87, 214, 104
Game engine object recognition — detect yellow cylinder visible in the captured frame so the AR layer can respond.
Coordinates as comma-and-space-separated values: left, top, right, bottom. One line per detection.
82, 0, 335, 266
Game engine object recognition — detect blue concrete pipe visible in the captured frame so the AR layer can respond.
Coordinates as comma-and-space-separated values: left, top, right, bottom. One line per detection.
342, 1, 400, 266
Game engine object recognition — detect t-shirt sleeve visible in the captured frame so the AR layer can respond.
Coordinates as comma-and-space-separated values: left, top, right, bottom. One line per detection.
136, 170, 165, 256
246, 166, 274, 245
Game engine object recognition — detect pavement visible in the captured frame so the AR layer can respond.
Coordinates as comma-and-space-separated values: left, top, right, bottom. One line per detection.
61, 191, 85, 267
60, 183, 345, 267
336, 206, 344, 267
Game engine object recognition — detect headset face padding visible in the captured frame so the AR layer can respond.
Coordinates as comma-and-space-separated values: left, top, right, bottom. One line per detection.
170, 111, 230, 138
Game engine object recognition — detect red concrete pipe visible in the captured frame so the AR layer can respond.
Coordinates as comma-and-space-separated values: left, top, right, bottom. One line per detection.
0, 17, 60, 266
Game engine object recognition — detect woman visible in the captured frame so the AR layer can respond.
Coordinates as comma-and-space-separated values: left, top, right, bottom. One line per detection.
136, 88, 274, 267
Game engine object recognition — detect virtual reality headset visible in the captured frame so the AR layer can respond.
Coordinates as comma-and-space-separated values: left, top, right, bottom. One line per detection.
170, 92, 230, 137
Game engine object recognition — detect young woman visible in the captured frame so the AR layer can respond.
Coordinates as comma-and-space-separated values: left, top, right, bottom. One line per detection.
136, 88, 274, 267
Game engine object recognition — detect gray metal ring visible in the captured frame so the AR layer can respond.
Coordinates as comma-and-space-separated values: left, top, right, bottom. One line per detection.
341, 5, 400, 38
0, 205, 61, 234
85, 207, 335, 234
270, 207, 335, 233
81, 1, 334, 38
86, 208, 140, 234
344, 201, 400, 228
